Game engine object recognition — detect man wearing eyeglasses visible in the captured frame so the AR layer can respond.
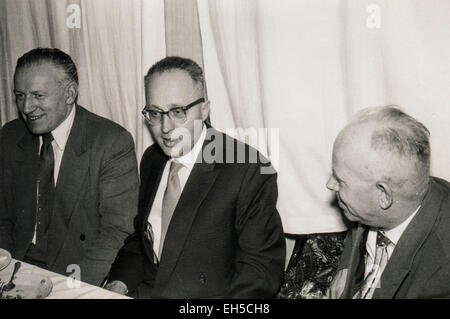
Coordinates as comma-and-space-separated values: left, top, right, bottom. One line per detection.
106, 56, 285, 298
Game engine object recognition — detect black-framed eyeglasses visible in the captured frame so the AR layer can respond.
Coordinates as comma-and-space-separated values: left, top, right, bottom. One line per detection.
141, 98, 205, 125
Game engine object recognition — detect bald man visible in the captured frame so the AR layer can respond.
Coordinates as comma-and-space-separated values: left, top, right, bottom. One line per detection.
326, 105, 450, 299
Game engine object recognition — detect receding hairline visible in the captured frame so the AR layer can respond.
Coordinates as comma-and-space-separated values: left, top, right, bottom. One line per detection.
337, 105, 431, 195
144, 56, 206, 96
14, 61, 75, 87
349, 106, 430, 159
14, 48, 79, 85
144, 69, 204, 95
349, 105, 428, 132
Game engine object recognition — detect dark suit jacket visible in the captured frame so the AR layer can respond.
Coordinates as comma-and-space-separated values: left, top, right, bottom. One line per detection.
330, 176, 450, 298
0, 105, 139, 285
108, 127, 286, 298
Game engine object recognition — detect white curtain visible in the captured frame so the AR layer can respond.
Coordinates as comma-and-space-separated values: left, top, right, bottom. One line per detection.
2, 0, 450, 235
198, 0, 450, 234
0, 0, 166, 159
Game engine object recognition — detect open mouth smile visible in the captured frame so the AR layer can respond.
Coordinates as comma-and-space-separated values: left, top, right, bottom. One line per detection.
162, 137, 180, 148
27, 114, 45, 121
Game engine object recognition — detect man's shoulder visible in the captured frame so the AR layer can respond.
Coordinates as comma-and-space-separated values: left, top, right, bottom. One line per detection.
428, 177, 450, 257
203, 126, 275, 172
1, 118, 26, 135
141, 143, 166, 164
408, 176, 450, 265
430, 176, 450, 196
428, 177, 450, 226
73, 106, 136, 150
77, 105, 129, 136
0, 118, 28, 146
65, 106, 136, 157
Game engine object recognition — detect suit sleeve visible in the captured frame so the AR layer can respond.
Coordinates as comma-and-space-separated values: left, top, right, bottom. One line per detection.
106, 222, 158, 293
0, 126, 14, 252
78, 129, 139, 285
225, 164, 286, 298
107, 148, 157, 292
106, 231, 148, 291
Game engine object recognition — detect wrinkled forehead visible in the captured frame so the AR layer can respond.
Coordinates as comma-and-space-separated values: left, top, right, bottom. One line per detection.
14, 62, 66, 86
145, 70, 202, 105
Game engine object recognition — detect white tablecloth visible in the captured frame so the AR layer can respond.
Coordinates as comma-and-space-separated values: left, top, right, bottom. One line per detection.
0, 258, 130, 299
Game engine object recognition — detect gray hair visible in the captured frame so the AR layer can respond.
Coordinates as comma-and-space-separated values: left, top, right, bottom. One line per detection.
351, 105, 431, 172
15, 47, 78, 85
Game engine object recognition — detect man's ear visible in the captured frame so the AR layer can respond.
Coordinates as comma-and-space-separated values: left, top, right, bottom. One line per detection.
376, 181, 393, 210
65, 82, 78, 105
201, 100, 210, 122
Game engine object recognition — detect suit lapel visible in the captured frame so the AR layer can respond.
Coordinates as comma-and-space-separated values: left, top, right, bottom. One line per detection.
15, 130, 40, 248
141, 152, 168, 227
374, 178, 443, 298
152, 137, 220, 296
16, 129, 40, 163
339, 223, 367, 298
140, 150, 168, 262
47, 105, 90, 266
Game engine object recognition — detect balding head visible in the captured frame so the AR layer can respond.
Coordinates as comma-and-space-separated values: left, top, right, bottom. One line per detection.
327, 105, 431, 229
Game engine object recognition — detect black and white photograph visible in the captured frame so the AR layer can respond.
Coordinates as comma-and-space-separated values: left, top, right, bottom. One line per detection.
0, 0, 450, 306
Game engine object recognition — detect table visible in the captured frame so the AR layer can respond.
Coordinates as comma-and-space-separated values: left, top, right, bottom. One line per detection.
0, 258, 130, 299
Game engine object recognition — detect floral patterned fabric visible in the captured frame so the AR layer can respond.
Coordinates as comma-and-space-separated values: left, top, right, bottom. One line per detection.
277, 231, 347, 299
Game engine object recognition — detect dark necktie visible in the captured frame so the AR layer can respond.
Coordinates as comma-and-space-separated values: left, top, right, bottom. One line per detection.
158, 161, 184, 258
36, 133, 55, 248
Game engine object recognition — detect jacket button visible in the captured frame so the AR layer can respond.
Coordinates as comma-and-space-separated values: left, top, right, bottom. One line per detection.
80, 234, 86, 241
199, 274, 207, 284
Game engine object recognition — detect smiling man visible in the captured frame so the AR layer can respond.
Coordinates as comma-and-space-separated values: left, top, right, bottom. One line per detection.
326, 105, 450, 299
0, 48, 139, 286
106, 56, 285, 298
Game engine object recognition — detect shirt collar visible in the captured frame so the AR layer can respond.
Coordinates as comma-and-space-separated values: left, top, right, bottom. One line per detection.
366, 205, 421, 259
171, 125, 206, 169
383, 205, 421, 245
50, 104, 76, 151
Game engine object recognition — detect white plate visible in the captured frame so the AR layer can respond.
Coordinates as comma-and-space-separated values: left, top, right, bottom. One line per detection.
0, 248, 11, 271
0, 273, 53, 299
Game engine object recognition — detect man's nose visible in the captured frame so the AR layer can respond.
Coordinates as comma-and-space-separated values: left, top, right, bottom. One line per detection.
22, 96, 37, 114
326, 175, 338, 191
161, 114, 175, 134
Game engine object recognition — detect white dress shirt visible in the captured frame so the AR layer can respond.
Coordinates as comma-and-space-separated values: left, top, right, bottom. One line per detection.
32, 105, 76, 244
363, 205, 421, 295
148, 125, 207, 257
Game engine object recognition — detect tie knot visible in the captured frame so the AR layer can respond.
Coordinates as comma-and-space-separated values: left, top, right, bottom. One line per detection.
376, 231, 393, 248
169, 161, 184, 177
42, 133, 54, 145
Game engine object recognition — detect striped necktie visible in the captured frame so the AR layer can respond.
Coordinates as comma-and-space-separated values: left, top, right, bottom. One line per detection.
353, 231, 393, 299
